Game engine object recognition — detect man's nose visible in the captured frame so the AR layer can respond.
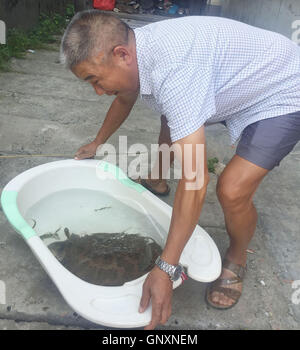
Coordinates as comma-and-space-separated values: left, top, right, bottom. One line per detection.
93, 85, 105, 96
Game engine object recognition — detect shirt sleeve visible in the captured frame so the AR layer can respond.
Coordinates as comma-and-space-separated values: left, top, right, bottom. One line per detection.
152, 63, 216, 142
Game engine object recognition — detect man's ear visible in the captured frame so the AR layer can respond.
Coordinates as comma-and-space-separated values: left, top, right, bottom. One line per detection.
113, 45, 132, 64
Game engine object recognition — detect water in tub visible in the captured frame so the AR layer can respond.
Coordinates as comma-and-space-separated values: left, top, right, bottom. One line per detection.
25, 189, 164, 286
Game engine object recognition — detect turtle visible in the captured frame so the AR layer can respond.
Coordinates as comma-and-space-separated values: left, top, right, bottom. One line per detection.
47, 228, 162, 286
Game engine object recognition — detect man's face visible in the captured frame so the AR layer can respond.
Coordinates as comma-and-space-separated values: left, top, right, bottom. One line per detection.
72, 44, 139, 97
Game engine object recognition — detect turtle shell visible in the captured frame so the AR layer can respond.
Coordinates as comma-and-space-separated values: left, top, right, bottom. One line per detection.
48, 231, 162, 286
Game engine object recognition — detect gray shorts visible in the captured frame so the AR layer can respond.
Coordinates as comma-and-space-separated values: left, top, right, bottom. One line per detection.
236, 111, 300, 170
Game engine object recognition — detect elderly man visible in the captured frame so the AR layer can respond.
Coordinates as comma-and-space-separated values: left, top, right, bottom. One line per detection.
60, 10, 300, 329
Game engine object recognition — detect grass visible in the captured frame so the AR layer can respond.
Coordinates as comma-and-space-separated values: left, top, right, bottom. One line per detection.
207, 157, 219, 173
0, 4, 75, 71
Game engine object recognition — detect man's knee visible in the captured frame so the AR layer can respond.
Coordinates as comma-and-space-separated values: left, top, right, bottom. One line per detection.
216, 177, 253, 211
216, 155, 269, 209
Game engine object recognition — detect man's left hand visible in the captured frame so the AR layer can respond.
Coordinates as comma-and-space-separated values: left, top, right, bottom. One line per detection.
139, 266, 173, 330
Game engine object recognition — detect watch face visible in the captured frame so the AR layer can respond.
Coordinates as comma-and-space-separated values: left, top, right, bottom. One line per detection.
172, 265, 183, 281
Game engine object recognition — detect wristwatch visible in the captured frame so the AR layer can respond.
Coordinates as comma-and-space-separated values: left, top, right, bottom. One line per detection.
155, 256, 184, 281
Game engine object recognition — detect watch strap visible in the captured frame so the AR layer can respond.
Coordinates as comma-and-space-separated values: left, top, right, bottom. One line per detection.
155, 256, 178, 280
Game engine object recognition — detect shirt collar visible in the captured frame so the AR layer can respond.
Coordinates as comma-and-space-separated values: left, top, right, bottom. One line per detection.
134, 28, 152, 95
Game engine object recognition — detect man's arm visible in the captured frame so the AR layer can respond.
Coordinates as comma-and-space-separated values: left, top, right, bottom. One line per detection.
75, 91, 138, 159
139, 125, 209, 330
160, 126, 209, 264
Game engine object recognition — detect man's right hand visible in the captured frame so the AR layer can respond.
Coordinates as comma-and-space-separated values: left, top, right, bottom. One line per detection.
74, 93, 138, 161
74, 141, 99, 160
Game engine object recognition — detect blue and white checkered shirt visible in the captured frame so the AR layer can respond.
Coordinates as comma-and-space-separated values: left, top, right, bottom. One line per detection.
134, 16, 300, 144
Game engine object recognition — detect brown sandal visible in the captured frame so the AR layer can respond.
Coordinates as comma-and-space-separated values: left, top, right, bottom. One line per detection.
134, 177, 170, 196
205, 258, 247, 310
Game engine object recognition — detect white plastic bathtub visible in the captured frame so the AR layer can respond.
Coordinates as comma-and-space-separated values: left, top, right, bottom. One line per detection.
1, 159, 221, 328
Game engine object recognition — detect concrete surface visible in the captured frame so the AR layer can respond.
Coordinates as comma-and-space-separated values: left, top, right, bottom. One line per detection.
0, 19, 300, 330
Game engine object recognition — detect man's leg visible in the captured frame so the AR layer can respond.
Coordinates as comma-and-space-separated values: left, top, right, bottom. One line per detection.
208, 111, 300, 307
143, 115, 174, 193
209, 154, 269, 307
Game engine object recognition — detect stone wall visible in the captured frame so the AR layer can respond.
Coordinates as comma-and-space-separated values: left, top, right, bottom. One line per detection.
0, 0, 72, 31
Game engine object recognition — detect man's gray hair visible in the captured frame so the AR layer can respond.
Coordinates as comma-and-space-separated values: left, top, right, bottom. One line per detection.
60, 10, 131, 69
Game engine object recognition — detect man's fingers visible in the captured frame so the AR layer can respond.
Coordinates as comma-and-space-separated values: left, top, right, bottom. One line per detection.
139, 284, 151, 313
144, 299, 163, 330
139, 268, 173, 330
74, 150, 94, 160
74, 153, 82, 160
144, 311, 161, 330
160, 304, 172, 325
74, 149, 84, 159
74, 154, 86, 160
74, 142, 98, 160
144, 320, 159, 331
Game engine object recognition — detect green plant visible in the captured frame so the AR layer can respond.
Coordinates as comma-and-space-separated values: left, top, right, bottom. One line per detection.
0, 45, 11, 70
0, 7, 70, 72
207, 157, 219, 173
30, 12, 66, 43
66, 4, 75, 20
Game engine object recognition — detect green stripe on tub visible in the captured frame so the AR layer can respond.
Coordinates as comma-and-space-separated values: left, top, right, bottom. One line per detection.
1, 190, 37, 240
99, 161, 146, 193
